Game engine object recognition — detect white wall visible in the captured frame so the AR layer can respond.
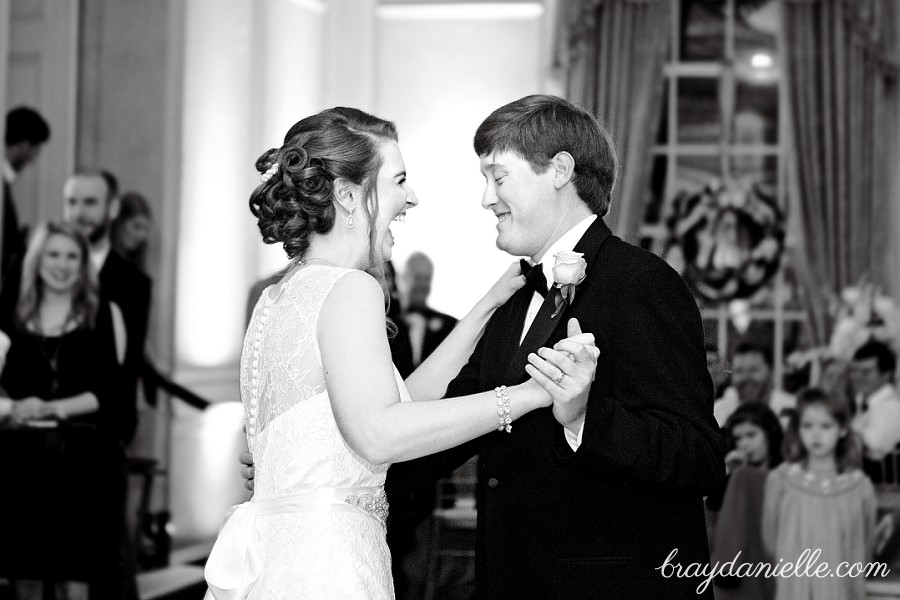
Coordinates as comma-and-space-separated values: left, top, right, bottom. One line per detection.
176, 0, 555, 375
255, 0, 329, 277
375, 2, 547, 318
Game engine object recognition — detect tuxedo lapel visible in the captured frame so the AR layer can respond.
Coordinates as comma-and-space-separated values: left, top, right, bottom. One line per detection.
502, 218, 613, 384
491, 286, 534, 383
503, 291, 564, 382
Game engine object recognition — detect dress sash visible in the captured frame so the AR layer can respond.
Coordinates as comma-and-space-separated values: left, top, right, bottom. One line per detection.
204, 486, 387, 600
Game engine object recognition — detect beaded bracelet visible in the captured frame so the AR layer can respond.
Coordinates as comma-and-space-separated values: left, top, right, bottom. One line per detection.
495, 385, 512, 433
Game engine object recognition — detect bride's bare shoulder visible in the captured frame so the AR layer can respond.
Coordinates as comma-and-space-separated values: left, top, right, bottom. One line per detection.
321, 269, 385, 316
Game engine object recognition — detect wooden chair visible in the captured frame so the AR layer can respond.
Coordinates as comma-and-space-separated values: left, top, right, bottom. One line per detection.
869, 444, 900, 599
424, 456, 478, 600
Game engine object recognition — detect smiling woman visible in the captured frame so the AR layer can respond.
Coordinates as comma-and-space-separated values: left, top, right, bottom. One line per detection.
0, 221, 127, 432
0, 220, 131, 595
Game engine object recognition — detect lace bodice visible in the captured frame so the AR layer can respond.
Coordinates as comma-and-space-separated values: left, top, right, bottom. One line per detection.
239, 264, 411, 499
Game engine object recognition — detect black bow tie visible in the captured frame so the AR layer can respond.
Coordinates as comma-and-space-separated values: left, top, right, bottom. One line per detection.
520, 259, 549, 297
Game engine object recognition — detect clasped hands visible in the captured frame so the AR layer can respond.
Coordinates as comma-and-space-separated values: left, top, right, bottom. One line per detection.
0, 397, 62, 422
525, 317, 600, 435
239, 318, 601, 491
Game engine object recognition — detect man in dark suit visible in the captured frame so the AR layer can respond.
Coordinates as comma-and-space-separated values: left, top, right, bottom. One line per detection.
401, 252, 457, 371
2, 107, 50, 291
63, 170, 151, 445
389, 95, 726, 599
64, 170, 150, 600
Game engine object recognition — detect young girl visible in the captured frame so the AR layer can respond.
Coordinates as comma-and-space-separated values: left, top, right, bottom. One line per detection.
763, 387, 876, 600
711, 403, 783, 600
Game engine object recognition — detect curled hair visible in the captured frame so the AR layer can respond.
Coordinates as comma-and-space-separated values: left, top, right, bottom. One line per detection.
249, 107, 398, 266
724, 402, 783, 468
473, 95, 617, 216
782, 387, 861, 473
17, 221, 99, 332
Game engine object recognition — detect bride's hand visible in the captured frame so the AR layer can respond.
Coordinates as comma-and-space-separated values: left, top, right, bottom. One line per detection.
482, 262, 526, 310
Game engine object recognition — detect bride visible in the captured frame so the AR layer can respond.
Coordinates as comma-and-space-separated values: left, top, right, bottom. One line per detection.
204, 107, 598, 599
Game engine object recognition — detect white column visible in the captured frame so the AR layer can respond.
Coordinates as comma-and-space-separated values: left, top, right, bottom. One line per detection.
254, 0, 328, 277
323, 0, 378, 110
0, 0, 9, 272
175, 0, 257, 374
175, 0, 332, 383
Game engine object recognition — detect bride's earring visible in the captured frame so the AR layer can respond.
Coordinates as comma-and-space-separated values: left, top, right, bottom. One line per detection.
345, 199, 356, 229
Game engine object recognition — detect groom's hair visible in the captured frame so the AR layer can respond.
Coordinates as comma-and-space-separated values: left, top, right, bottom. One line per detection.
473, 95, 617, 216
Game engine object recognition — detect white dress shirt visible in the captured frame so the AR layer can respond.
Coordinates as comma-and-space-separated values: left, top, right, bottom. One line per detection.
852, 383, 900, 461
2, 159, 15, 185
90, 238, 111, 275
519, 214, 597, 450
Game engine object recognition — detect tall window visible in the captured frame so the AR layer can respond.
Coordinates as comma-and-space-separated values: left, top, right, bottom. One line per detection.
640, 0, 806, 388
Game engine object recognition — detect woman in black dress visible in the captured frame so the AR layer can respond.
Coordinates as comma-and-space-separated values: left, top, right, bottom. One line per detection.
0, 221, 126, 600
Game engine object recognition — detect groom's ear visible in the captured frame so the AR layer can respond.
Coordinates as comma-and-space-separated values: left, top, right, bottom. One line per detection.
550, 151, 576, 190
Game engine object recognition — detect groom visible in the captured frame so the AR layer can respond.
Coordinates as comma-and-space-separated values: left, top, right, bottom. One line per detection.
387, 95, 725, 599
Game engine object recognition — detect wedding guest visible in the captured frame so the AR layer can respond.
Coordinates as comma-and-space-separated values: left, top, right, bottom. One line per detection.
763, 387, 875, 600
849, 340, 900, 461
3, 107, 50, 291
710, 403, 782, 600
819, 356, 853, 408
111, 191, 152, 273
391, 253, 458, 599
62, 170, 150, 444
379, 259, 414, 379
0, 221, 127, 600
401, 252, 457, 371
715, 341, 795, 428
0, 221, 126, 427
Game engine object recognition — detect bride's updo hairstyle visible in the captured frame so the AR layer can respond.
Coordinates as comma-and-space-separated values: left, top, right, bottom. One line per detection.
250, 107, 399, 264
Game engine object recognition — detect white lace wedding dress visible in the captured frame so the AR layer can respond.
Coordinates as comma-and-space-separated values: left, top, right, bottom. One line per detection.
204, 265, 409, 599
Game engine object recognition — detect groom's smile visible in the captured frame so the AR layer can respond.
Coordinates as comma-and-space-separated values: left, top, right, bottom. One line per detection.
479, 150, 560, 260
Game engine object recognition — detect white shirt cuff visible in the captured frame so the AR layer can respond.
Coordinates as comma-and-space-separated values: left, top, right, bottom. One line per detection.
564, 421, 585, 451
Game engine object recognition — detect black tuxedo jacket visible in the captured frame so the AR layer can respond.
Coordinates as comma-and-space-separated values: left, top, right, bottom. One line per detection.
1, 181, 25, 293
388, 219, 726, 599
406, 306, 457, 366
99, 250, 151, 444
100, 250, 151, 371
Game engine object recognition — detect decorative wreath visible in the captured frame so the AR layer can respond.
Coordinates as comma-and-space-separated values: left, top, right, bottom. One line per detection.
666, 178, 786, 302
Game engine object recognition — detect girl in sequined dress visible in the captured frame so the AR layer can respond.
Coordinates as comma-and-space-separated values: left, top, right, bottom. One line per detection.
762, 387, 876, 600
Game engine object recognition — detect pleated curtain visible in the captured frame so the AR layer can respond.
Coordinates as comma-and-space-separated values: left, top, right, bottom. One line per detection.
559, 0, 672, 244
782, 0, 899, 344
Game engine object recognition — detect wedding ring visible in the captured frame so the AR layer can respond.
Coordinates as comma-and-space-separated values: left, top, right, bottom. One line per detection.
554, 371, 566, 384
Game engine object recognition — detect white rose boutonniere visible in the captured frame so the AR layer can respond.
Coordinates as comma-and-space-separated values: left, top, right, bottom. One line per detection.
551, 251, 587, 318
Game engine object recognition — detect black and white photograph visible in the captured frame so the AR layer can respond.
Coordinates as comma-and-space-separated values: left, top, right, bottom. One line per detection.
1, 1, 900, 599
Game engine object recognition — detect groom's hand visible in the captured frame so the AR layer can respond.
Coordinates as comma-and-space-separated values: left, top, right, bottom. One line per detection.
525, 318, 599, 435
239, 451, 255, 492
